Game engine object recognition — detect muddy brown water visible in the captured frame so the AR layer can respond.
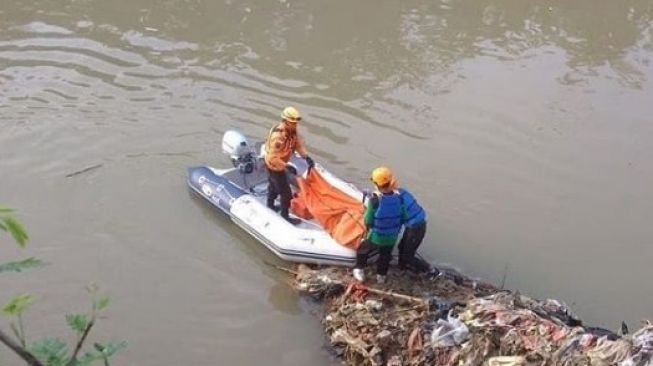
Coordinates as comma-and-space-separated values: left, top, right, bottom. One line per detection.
1, 1, 652, 365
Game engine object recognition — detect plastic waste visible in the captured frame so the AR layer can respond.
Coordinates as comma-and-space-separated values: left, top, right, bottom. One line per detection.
293, 265, 653, 366
540, 298, 582, 326
430, 311, 469, 348
437, 267, 464, 285
426, 295, 459, 318
620, 322, 653, 366
365, 299, 383, 311
487, 356, 525, 366
386, 355, 401, 366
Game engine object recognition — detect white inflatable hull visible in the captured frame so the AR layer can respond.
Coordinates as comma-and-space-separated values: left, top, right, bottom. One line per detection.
188, 154, 365, 266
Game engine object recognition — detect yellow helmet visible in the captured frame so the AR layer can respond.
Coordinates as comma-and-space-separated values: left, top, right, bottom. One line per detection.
281, 106, 301, 123
371, 166, 394, 187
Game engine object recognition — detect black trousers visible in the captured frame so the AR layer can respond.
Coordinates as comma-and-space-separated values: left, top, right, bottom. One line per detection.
267, 169, 292, 218
398, 221, 430, 273
355, 240, 393, 276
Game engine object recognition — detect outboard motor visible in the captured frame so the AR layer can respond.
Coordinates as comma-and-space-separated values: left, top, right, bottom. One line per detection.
222, 130, 257, 174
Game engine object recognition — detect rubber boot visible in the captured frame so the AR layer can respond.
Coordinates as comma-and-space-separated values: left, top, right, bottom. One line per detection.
267, 198, 280, 212
281, 207, 301, 226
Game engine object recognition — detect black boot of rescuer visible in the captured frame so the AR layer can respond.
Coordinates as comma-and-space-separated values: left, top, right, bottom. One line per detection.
281, 207, 301, 226
267, 203, 280, 212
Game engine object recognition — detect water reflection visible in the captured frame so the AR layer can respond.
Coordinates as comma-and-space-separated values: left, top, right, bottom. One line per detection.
2, 0, 649, 149
1, 1, 650, 146
2, 0, 650, 94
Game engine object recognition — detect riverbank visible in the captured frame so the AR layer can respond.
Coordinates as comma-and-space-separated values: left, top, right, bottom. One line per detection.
290, 265, 652, 366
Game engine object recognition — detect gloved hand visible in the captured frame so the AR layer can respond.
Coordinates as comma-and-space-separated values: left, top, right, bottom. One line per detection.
305, 156, 315, 171
286, 164, 297, 175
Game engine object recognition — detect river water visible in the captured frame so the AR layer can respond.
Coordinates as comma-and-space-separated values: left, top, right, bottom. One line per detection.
1, 1, 652, 365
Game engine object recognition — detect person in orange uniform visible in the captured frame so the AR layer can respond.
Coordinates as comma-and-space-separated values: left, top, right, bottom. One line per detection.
264, 106, 315, 225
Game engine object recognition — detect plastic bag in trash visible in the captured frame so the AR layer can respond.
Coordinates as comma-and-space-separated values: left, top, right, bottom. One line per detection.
540, 298, 582, 327
620, 322, 653, 366
487, 356, 526, 366
430, 311, 469, 348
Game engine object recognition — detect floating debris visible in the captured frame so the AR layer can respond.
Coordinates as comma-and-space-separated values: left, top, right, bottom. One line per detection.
290, 265, 652, 366
65, 163, 103, 178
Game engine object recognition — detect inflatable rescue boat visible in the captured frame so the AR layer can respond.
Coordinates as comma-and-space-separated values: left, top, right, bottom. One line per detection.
187, 130, 370, 266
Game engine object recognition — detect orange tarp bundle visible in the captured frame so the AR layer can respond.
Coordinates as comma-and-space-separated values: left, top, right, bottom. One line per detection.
291, 170, 366, 249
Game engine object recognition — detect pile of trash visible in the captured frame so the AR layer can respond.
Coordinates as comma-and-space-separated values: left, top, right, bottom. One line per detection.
291, 265, 652, 366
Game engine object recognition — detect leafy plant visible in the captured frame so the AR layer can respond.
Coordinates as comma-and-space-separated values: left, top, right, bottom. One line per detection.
0, 206, 29, 246
0, 257, 45, 274
1, 206, 125, 366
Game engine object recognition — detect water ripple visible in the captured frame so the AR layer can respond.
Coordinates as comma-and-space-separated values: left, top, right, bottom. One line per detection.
12, 21, 74, 35
0, 42, 142, 68
121, 30, 199, 52
0, 58, 143, 91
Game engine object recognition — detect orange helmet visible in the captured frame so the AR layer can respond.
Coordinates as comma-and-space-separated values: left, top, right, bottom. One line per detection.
281, 106, 301, 123
371, 166, 394, 187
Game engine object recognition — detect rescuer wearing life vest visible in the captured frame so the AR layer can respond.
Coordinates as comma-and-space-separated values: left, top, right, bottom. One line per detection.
353, 167, 406, 284
391, 179, 437, 275
264, 106, 315, 225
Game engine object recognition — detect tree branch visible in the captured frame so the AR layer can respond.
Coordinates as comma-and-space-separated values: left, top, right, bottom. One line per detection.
0, 328, 44, 366
68, 319, 94, 365
18, 315, 27, 348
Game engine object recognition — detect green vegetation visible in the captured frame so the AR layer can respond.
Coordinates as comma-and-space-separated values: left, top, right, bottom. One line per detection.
1, 206, 125, 366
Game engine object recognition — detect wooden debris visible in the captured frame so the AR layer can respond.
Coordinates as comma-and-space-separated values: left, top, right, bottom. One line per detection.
290, 266, 653, 366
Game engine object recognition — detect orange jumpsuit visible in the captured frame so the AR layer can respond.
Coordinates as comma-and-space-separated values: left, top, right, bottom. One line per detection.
264, 122, 308, 171
264, 121, 308, 222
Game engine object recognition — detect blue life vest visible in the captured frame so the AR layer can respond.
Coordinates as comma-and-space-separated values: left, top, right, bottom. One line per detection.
372, 193, 403, 236
399, 188, 426, 227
